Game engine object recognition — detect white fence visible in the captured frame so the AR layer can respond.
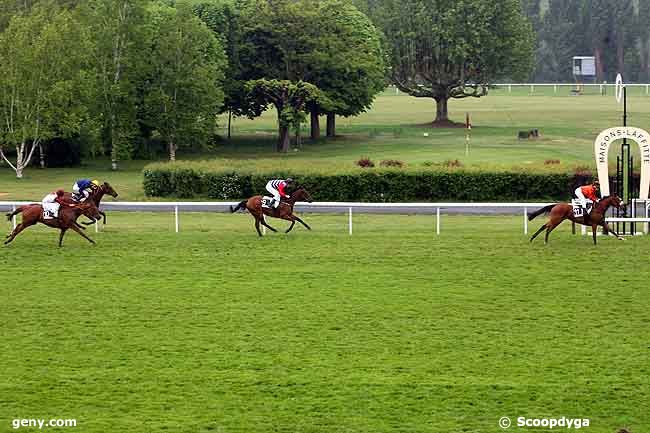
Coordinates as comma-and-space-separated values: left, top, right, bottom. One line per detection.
2, 201, 649, 235
388, 83, 650, 96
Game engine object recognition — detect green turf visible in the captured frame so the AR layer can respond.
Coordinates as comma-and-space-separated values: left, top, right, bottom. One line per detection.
2, 91, 650, 200
1, 213, 648, 433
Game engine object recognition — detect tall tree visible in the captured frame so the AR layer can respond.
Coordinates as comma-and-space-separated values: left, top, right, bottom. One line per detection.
378, 0, 534, 124
0, 5, 90, 178
79, 0, 148, 170
304, 0, 386, 139
143, 2, 227, 160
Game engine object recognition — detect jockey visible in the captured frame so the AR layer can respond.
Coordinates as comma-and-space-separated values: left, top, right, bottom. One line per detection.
265, 178, 294, 208
72, 179, 100, 202
574, 180, 600, 216
42, 189, 66, 220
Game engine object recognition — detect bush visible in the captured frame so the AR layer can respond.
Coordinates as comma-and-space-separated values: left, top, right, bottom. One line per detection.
380, 159, 404, 168
356, 158, 375, 168
143, 163, 579, 201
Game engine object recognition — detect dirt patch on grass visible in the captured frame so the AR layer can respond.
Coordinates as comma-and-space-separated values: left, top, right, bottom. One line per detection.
414, 120, 468, 128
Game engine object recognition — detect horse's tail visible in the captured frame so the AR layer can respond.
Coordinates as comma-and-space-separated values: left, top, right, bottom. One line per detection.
528, 204, 555, 221
230, 200, 247, 213
6, 206, 24, 221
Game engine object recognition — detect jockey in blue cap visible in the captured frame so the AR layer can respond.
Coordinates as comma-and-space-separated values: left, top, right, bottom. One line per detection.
72, 179, 100, 203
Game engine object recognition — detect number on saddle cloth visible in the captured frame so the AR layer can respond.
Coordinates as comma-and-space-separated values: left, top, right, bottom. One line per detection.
571, 199, 592, 218
261, 196, 274, 209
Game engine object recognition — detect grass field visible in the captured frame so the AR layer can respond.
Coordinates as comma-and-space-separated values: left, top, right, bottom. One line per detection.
1, 213, 648, 433
2, 91, 650, 200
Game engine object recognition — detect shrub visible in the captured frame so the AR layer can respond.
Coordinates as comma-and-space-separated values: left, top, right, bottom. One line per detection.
544, 159, 560, 165
380, 159, 404, 168
143, 163, 578, 201
356, 158, 375, 168
442, 159, 463, 168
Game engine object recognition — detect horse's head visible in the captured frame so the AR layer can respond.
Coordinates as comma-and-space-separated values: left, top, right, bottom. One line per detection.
601, 195, 627, 215
102, 182, 118, 198
78, 201, 102, 220
291, 186, 313, 203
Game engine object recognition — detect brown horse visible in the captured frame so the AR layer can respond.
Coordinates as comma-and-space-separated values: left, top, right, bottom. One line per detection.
528, 195, 626, 245
230, 186, 313, 236
65, 181, 119, 225
5, 201, 102, 247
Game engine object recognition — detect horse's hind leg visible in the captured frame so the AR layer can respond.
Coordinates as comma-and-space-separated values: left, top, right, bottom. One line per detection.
255, 218, 263, 237
58, 228, 68, 247
4, 223, 28, 245
530, 223, 547, 242
592, 224, 598, 245
544, 222, 561, 244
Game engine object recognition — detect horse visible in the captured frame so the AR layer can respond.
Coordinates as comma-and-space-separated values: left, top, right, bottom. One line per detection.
5, 201, 102, 247
528, 195, 626, 245
64, 181, 118, 225
230, 186, 313, 236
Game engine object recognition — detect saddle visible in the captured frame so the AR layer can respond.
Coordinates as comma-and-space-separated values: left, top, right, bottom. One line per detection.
571, 199, 592, 218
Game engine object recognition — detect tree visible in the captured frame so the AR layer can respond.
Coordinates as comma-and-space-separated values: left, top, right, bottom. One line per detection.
304, 0, 386, 139
0, 5, 90, 178
79, 0, 149, 170
143, 2, 227, 161
246, 79, 329, 152
378, 0, 534, 124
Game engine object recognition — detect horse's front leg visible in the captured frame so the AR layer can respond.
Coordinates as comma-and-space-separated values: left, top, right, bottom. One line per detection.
70, 223, 96, 244
601, 222, 624, 240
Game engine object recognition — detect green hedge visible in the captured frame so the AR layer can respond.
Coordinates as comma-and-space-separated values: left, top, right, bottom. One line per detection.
144, 164, 586, 201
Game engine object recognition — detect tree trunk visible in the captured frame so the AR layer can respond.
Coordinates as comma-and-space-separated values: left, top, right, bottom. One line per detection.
326, 113, 336, 137
110, 116, 118, 171
169, 141, 176, 161
278, 124, 290, 152
295, 127, 301, 148
227, 109, 232, 140
16, 146, 24, 179
434, 97, 449, 123
310, 109, 320, 139
39, 143, 45, 169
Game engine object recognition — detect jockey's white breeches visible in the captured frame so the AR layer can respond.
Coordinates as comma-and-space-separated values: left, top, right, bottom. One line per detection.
265, 182, 281, 203
574, 188, 592, 208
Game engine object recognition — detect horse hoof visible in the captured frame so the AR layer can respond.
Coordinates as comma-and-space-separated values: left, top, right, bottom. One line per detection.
618, 237, 626, 241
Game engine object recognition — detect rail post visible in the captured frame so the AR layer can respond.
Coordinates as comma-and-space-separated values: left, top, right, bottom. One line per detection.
523, 207, 528, 235
436, 207, 440, 235
348, 207, 352, 235
95, 220, 99, 233
174, 205, 179, 233
12, 205, 16, 230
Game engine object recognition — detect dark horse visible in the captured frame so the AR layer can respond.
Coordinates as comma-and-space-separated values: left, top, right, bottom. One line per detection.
64, 181, 118, 225
528, 195, 626, 245
5, 201, 102, 247
230, 186, 313, 236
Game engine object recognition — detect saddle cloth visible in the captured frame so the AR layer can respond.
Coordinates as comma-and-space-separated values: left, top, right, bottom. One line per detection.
571, 199, 592, 218
261, 196, 274, 209
42, 202, 60, 219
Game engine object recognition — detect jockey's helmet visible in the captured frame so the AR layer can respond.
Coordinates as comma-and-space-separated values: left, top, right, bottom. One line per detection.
593, 180, 600, 187
92, 179, 100, 187
286, 177, 294, 184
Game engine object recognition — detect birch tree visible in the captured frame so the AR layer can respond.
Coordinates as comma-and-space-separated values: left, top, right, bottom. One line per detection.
0, 6, 89, 178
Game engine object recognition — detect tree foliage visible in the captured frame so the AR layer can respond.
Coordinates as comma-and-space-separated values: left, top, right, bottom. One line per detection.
0, 5, 90, 177
143, 2, 227, 161
377, 0, 534, 123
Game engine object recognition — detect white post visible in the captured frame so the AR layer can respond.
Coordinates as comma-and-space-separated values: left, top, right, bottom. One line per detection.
646, 84, 649, 95
508, 84, 512, 93
581, 224, 587, 236
554, 84, 557, 93
436, 207, 440, 235
646, 202, 649, 235
524, 207, 528, 235
530, 84, 534, 94
174, 205, 179, 233
348, 207, 352, 235
12, 205, 16, 230
95, 220, 99, 233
